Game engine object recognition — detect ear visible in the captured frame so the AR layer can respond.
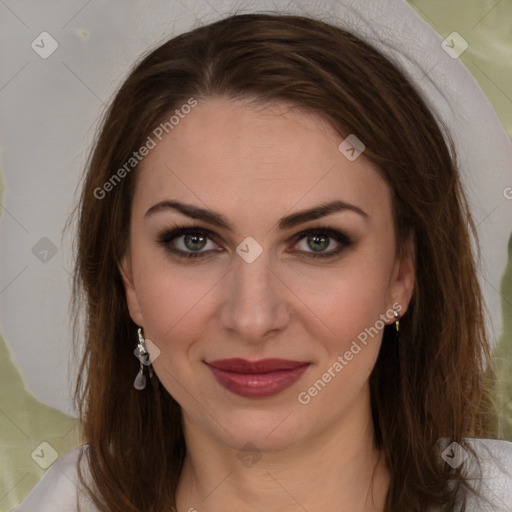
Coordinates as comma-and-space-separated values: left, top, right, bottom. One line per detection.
387, 234, 415, 319
119, 252, 144, 326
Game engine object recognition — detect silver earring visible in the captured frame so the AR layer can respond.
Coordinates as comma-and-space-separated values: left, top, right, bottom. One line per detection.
134, 327, 153, 390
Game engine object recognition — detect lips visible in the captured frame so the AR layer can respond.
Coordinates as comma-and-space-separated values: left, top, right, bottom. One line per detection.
205, 358, 311, 398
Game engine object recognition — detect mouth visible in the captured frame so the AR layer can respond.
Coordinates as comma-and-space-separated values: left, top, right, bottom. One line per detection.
205, 358, 311, 398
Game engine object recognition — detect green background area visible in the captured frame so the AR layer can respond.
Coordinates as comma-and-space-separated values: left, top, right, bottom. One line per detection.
407, 0, 512, 140
405, 0, 512, 439
1, 1, 511, 510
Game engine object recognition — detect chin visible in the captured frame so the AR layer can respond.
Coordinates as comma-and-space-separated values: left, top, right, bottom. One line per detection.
202, 403, 307, 452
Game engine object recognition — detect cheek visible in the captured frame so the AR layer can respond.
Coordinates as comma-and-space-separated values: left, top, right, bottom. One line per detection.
293, 269, 391, 411
129, 248, 232, 401
131, 257, 213, 399
133, 261, 216, 344
290, 245, 394, 347
288, 247, 395, 406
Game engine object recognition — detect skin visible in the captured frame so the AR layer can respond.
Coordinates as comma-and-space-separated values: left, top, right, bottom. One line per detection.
120, 97, 415, 511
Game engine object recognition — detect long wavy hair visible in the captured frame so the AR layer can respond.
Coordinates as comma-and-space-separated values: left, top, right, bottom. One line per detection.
70, 13, 497, 512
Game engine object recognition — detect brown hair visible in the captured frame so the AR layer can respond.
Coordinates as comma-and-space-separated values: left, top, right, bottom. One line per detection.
71, 13, 497, 511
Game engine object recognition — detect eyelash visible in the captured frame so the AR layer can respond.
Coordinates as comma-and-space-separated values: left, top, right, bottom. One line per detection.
157, 224, 353, 261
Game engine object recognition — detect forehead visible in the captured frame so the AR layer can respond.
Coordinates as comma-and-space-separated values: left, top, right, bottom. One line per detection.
133, 97, 391, 225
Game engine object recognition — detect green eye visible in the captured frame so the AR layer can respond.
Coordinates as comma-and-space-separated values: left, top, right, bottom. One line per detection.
292, 228, 352, 259
306, 233, 330, 252
182, 233, 208, 252
158, 227, 219, 259
158, 225, 352, 260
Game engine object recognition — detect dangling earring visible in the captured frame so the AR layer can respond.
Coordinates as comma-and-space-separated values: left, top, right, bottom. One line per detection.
393, 309, 401, 360
133, 327, 154, 390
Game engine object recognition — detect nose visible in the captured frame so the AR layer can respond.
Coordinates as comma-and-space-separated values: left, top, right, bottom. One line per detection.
219, 246, 291, 345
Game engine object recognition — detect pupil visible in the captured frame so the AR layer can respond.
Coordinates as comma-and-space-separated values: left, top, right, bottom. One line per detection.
184, 234, 206, 251
308, 234, 329, 252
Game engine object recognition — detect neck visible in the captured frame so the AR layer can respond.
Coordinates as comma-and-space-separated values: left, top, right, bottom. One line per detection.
175, 386, 389, 512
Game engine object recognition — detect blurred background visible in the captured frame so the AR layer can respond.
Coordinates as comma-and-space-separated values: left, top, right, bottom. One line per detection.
0, 0, 511, 509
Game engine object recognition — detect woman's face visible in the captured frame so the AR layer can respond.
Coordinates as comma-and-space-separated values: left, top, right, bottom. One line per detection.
120, 97, 414, 452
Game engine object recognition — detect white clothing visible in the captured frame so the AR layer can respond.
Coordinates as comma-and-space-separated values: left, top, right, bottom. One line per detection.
13, 439, 512, 511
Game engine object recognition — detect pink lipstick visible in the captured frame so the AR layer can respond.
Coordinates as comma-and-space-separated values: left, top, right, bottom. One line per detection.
205, 358, 310, 398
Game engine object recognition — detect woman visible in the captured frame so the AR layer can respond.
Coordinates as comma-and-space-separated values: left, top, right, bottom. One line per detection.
15, 6, 512, 512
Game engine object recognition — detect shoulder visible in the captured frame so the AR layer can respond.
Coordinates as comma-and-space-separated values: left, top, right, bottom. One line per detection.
460, 438, 512, 511
13, 445, 100, 512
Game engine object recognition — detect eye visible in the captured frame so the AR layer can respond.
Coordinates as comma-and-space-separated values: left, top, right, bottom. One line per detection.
290, 227, 353, 259
157, 225, 221, 259
157, 224, 353, 260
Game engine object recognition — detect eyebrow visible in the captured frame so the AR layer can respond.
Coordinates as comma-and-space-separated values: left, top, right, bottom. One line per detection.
144, 199, 369, 231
